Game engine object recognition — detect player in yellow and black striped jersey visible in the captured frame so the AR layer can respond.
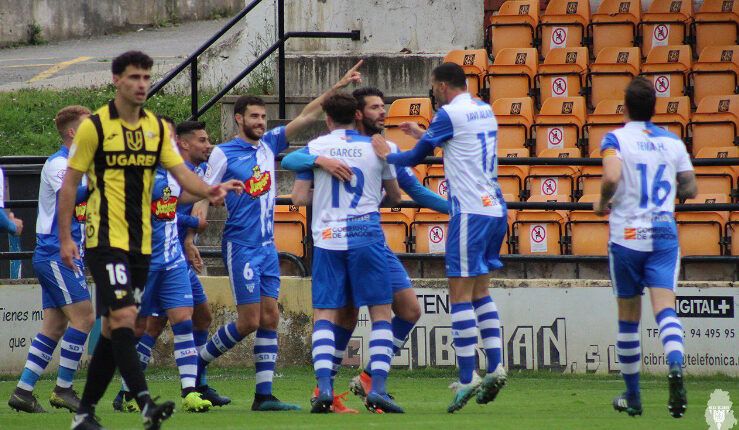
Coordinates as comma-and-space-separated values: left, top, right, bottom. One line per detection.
55, 51, 241, 430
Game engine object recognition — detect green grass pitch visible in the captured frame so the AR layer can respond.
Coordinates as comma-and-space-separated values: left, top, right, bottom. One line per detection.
1, 367, 736, 429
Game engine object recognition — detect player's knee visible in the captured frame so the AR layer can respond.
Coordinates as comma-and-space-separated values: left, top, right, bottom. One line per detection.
236, 315, 260, 336
399, 301, 422, 324
108, 306, 138, 329
193, 305, 212, 330
260, 307, 280, 330
70, 312, 96, 333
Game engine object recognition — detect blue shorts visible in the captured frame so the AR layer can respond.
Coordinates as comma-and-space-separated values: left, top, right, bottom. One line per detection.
312, 241, 392, 309
445, 213, 507, 277
223, 241, 280, 305
608, 243, 680, 298
139, 264, 194, 317
385, 244, 411, 292
33, 259, 90, 309
188, 265, 208, 306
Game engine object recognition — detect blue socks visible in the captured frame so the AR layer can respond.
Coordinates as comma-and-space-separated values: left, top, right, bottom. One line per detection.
17, 334, 57, 391
193, 329, 209, 386
656, 308, 685, 366
369, 321, 393, 395
172, 320, 198, 390
254, 329, 278, 395
57, 327, 88, 388
312, 320, 335, 394
451, 302, 478, 384
473, 296, 502, 372
391, 317, 415, 355
331, 325, 353, 382
617, 320, 641, 400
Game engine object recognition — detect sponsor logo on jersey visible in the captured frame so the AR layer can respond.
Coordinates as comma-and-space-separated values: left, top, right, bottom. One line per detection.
151, 186, 177, 220
105, 153, 157, 167
74, 201, 87, 222
624, 227, 637, 240
244, 165, 272, 198
481, 194, 493, 207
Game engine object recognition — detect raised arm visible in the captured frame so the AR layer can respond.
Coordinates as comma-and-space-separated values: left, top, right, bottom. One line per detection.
285, 60, 364, 140
282, 147, 353, 182
373, 110, 454, 167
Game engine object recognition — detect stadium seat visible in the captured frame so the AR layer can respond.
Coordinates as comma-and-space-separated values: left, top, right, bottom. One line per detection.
641, 45, 693, 98
653, 96, 691, 138
535, 47, 589, 109
499, 164, 529, 200
487, 0, 539, 58
676, 194, 729, 255
492, 97, 535, 151
423, 165, 447, 198
485, 48, 538, 103
538, 0, 591, 59
443, 49, 489, 99
576, 166, 604, 197
587, 47, 641, 109
639, 0, 693, 58
381, 207, 413, 253
727, 211, 739, 255
687, 94, 739, 156
692, 0, 739, 56
412, 210, 449, 253
694, 147, 739, 199
385, 97, 433, 151
526, 163, 580, 201
274, 203, 307, 257
513, 195, 567, 254
689, 45, 739, 107
500, 147, 531, 158
532, 96, 587, 156
585, 99, 626, 154
566, 194, 609, 255
590, 0, 641, 55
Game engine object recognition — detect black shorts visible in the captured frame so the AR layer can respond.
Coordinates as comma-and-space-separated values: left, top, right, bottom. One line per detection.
85, 247, 151, 317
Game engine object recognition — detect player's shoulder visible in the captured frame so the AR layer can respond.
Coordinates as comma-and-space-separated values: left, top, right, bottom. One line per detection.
645, 122, 682, 142
44, 150, 69, 172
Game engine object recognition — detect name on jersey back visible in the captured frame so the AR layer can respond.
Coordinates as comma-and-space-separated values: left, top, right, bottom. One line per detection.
465, 108, 494, 122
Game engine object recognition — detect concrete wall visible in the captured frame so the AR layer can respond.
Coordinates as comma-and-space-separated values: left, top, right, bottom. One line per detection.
0, 0, 242, 46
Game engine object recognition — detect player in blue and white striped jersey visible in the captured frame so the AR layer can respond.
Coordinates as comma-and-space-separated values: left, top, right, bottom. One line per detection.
8, 106, 92, 414
373, 63, 508, 413
291, 93, 405, 414
594, 77, 696, 418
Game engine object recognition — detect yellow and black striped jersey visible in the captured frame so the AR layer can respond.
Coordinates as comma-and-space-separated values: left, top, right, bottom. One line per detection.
68, 100, 183, 254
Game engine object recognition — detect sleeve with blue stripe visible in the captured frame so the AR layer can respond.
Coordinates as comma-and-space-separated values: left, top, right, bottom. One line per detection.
600, 132, 620, 152
263, 126, 289, 154
280, 147, 317, 172
396, 167, 449, 214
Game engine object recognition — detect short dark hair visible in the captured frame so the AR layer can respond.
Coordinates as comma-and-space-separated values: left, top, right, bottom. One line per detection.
625, 77, 656, 121
432, 62, 467, 89
112, 51, 153, 75
352, 87, 384, 110
322, 92, 358, 126
159, 115, 176, 128
233, 95, 266, 117
176, 120, 206, 136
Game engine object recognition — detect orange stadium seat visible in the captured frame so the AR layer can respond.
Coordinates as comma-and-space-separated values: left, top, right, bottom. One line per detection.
653, 96, 691, 138
692, 0, 739, 56
513, 195, 567, 254
687, 95, 739, 156
492, 97, 535, 151
639, 0, 693, 58
567, 194, 609, 255
538, 0, 591, 59
576, 165, 604, 197
381, 207, 414, 253
485, 48, 538, 103
727, 211, 739, 255
641, 45, 693, 98
676, 194, 729, 255
423, 165, 447, 198
443, 49, 489, 99
532, 96, 587, 156
585, 99, 626, 154
590, 0, 641, 55
694, 147, 739, 198
499, 164, 530, 201
488, 0, 539, 57
274, 203, 307, 257
536, 47, 589, 109
384, 97, 433, 152
587, 47, 641, 109
526, 162, 580, 201
689, 45, 739, 108
412, 210, 449, 253
500, 147, 531, 158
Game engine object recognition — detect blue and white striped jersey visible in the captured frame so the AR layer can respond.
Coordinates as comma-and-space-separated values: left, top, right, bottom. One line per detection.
601, 121, 694, 251
204, 127, 288, 247
149, 167, 185, 270
34, 146, 87, 261
299, 129, 396, 250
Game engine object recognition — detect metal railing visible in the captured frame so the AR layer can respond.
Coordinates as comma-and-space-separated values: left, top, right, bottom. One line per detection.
146, 0, 359, 120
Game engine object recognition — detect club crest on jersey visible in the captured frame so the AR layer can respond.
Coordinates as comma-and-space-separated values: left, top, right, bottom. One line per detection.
74, 201, 87, 222
244, 165, 272, 198
151, 186, 177, 220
